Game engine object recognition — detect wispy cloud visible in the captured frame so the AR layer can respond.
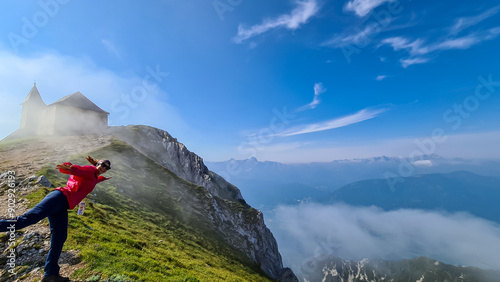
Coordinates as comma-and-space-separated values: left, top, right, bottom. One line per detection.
377, 6, 500, 67
376, 75, 387, 81
379, 37, 430, 55
233, 0, 319, 44
322, 22, 382, 47
101, 39, 123, 60
296, 83, 326, 112
344, 0, 393, 17
381, 27, 500, 67
450, 5, 500, 35
311, 83, 325, 107
400, 57, 430, 68
277, 106, 387, 137
435, 32, 495, 50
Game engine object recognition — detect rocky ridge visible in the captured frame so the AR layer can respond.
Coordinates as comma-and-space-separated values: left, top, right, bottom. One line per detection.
108, 125, 243, 202
107, 125, 287, 279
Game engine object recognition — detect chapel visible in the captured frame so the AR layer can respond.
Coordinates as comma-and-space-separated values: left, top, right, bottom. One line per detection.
7, 83, 109, 139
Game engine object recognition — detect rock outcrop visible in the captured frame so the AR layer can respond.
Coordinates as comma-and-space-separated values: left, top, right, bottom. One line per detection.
108, 125, 243, 202
204, 195, 283, 278
18, 175, 52, 188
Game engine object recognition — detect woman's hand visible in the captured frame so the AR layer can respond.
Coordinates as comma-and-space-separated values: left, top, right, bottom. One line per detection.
56, 164, 73, 171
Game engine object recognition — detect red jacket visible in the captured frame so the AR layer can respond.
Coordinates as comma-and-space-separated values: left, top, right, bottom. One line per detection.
55, 162, 109, 209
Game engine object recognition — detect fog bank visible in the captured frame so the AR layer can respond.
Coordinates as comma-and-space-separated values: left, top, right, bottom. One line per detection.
270, 203, 500, 272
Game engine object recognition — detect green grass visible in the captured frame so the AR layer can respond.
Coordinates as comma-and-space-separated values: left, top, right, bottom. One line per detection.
24, 139, 273, 281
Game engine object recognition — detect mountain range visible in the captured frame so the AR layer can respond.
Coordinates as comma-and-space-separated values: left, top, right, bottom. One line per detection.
325, 170, 500, 223
207, 156, 500, 211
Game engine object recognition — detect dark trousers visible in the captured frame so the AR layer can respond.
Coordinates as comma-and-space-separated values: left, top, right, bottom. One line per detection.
0, 190, 69, 276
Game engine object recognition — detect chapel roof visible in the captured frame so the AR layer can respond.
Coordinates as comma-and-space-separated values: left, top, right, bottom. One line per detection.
21, 83, 46, 106
50, 91, 109, 114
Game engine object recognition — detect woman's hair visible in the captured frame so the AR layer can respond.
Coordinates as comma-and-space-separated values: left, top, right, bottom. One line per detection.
86, 156, 99, 166
87, 156, 111, 169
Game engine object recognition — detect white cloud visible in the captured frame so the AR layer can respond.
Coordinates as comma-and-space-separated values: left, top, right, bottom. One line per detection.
296, 83, 326, 112
376, 75, 387, 81
277, 106, 387, 137
437, 35, 481, 50
381, 26, 500, 67
400, 57, 430, 68
413, 159, 433, 167
313, 83, 325, 101
233, 0, 319, 44
437, 27, 500, 51
322, 22, 382, 47
450, 5, 500, 35
0, 50, 189, 140
101, 39, 123, 60
380, 37, 429, 56
344, 0, 394, 17
272, 203, 500, 274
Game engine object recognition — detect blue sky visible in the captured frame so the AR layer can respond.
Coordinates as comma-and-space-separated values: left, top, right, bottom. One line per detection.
0, 0, 499, 163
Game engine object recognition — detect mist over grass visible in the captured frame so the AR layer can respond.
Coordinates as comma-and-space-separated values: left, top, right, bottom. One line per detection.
270, 203, 500, 273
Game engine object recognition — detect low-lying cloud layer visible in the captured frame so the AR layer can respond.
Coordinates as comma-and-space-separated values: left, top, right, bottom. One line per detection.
270, 203, 500, 273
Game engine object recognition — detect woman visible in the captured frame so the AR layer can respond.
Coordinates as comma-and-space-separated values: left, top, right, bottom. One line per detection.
0, 156, 111, 282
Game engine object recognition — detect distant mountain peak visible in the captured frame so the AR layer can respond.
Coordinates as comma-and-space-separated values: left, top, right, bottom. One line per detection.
247, 156, 259, 164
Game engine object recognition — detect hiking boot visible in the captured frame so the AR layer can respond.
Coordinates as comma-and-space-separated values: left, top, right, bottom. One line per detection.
40, 274, 70, 282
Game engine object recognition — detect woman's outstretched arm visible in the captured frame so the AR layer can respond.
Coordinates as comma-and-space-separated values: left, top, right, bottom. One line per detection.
56, 162, 92, 177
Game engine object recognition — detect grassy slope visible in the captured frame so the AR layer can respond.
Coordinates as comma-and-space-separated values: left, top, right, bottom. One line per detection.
26, 139, 272, 281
